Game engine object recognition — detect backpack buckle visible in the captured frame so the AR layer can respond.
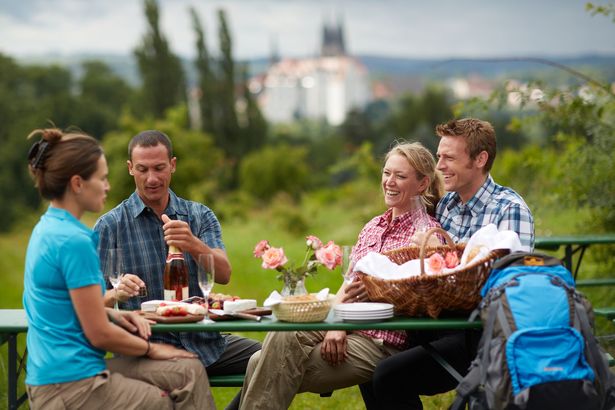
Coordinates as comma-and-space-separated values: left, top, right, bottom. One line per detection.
523, 256, 545, 266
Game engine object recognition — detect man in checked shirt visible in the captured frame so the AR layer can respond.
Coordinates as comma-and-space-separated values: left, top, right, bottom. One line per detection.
362, 118, 534, 409
95, 130, 261, 410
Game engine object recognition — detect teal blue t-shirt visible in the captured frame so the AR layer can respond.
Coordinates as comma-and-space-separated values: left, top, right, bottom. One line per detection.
23, 206, 107, 385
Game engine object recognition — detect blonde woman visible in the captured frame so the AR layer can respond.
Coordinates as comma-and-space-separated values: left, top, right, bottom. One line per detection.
238, 141, 443, 409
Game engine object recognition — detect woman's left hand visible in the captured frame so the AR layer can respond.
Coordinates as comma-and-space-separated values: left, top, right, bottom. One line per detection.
108, 309, 153, 339
342, 279, 369, 303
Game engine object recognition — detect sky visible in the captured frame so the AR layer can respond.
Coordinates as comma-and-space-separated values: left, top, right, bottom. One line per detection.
1, 0, 614, 60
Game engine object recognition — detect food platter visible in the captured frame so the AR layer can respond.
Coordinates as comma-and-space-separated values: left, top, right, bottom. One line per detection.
141, 312, 205, 323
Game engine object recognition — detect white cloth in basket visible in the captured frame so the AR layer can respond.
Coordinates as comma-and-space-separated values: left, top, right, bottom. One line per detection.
356, 224, 522, 280
459, 224, 522, 265
354, 252, 425, 279
263, 288, 330, 307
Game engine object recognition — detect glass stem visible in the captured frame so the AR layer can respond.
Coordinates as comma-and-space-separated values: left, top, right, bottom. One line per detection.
114, 287, 119, 310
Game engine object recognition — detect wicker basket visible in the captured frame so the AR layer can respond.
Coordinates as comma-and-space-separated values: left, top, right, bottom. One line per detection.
272, 295, 334, 323
358, 227, 509, 318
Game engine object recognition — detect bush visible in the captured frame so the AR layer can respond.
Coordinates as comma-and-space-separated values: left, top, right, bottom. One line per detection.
239, 144, 310, 200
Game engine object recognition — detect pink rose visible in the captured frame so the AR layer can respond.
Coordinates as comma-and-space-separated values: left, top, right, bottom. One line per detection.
306, 235, 323, 250
426, 253, 445, 275
444, 251, 459, 269
261, 247, 288, 269
316, 241, 342, 270
253, 240, 270, 258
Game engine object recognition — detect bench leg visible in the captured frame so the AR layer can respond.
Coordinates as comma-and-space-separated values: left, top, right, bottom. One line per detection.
7, 334, 28, 410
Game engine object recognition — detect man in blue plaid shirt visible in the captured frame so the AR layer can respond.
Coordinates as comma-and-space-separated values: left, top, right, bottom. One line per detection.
95, 130, 260, 409
435, 118, 534, 251
361, 118, 535, 409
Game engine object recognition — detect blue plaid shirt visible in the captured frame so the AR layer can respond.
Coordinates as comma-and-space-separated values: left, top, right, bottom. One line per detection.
93, 190, 226, 366
436, 175, 534, 251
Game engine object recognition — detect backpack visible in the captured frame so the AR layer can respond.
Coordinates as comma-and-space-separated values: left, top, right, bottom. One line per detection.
450, 252, 615, 410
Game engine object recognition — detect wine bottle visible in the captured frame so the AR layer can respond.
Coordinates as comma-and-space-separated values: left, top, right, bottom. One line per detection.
163, 245, 189, 301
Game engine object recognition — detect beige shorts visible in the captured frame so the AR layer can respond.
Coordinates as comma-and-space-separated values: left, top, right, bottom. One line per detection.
27, 357, 214, 410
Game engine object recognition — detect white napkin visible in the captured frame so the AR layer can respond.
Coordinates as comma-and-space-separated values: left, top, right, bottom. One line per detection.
354, 252, 424, 279
459, 224, 522, 266
263, 288, 330, 307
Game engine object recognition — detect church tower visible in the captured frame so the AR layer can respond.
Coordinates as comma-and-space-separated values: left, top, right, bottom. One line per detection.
321, 16, 346, 57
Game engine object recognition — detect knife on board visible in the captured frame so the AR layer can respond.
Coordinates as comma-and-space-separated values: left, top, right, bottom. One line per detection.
209, 309, 262, 321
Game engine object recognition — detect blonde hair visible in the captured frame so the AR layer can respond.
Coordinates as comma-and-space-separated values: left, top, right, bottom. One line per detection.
385, 141, 444, 216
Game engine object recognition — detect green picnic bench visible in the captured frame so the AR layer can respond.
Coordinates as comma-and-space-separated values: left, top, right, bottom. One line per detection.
0, 309, 482, 409
535, 234, 615, 280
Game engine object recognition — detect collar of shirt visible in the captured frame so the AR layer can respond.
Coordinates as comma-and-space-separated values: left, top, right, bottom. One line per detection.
376, 207, 419, 228
445, 175, 496, 218
127, 189, 189, 220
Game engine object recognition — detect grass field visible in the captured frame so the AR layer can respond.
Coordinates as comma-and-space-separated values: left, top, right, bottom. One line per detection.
1, 199, 613, 409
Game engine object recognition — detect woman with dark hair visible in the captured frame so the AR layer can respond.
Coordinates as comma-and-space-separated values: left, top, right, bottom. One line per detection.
23, 128, 214, 409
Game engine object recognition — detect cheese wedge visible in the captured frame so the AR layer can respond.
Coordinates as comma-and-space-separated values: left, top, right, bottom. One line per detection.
223, 299, 257, 314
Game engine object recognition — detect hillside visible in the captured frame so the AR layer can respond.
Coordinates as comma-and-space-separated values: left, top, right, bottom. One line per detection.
15, 52, 615, 88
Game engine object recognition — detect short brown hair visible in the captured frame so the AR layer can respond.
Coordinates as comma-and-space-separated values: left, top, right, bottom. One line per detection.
435, 118, 496, 172
27, 128, 103, 200
128, 130, 173, 160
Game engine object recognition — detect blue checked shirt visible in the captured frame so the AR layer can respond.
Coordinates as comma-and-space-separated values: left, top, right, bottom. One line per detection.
93, 190, 226, 366
436, 175, 534, 251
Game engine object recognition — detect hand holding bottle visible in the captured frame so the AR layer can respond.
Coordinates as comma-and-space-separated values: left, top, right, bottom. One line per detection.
161, 214, 197, 253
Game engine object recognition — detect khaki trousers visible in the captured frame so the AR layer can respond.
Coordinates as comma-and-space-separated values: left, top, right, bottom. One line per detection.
27, 356, 215, 410
239, 331, 400, 410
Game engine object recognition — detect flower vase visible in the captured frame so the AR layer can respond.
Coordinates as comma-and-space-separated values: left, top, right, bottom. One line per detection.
281, 277, 307, 297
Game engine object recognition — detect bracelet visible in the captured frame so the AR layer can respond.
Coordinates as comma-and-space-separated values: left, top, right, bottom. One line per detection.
143, 339, 151, 357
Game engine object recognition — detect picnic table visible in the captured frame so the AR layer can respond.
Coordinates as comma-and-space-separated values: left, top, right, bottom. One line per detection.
535, 234, 615, 279
0, 308, 480, 410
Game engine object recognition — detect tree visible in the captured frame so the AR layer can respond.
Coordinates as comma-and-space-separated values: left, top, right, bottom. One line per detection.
460, 2, 615, 233
74, 61, 134, 138
190, 7, 217, 135
0, 54, 76, 232
216, 8, 241, 158
134, 0, 186, 119
239, 63, 268, 153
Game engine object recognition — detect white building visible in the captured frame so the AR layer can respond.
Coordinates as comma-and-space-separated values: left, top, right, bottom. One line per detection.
253, 19, 371, 126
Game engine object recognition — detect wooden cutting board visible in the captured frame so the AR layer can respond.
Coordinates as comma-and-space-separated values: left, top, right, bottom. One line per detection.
141, 312, 205, 323
209, 307, 272, 321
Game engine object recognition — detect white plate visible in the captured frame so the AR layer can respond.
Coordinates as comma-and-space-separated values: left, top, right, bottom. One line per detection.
335, 309, 393, 315
342, 317, 392, 323
336, 313, 394, 319
334, 303, 394, 313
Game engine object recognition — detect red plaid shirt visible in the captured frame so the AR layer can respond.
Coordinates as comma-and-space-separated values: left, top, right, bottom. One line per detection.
350, 208, 440, 349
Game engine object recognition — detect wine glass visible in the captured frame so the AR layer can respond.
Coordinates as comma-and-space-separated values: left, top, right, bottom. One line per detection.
341, 245, 356, 285
197, 254, 215, 323
410, 196, 430, 245
103, 248, 123, 310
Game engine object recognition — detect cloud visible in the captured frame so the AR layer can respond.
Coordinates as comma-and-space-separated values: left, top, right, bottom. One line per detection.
1, 0, 614, 59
